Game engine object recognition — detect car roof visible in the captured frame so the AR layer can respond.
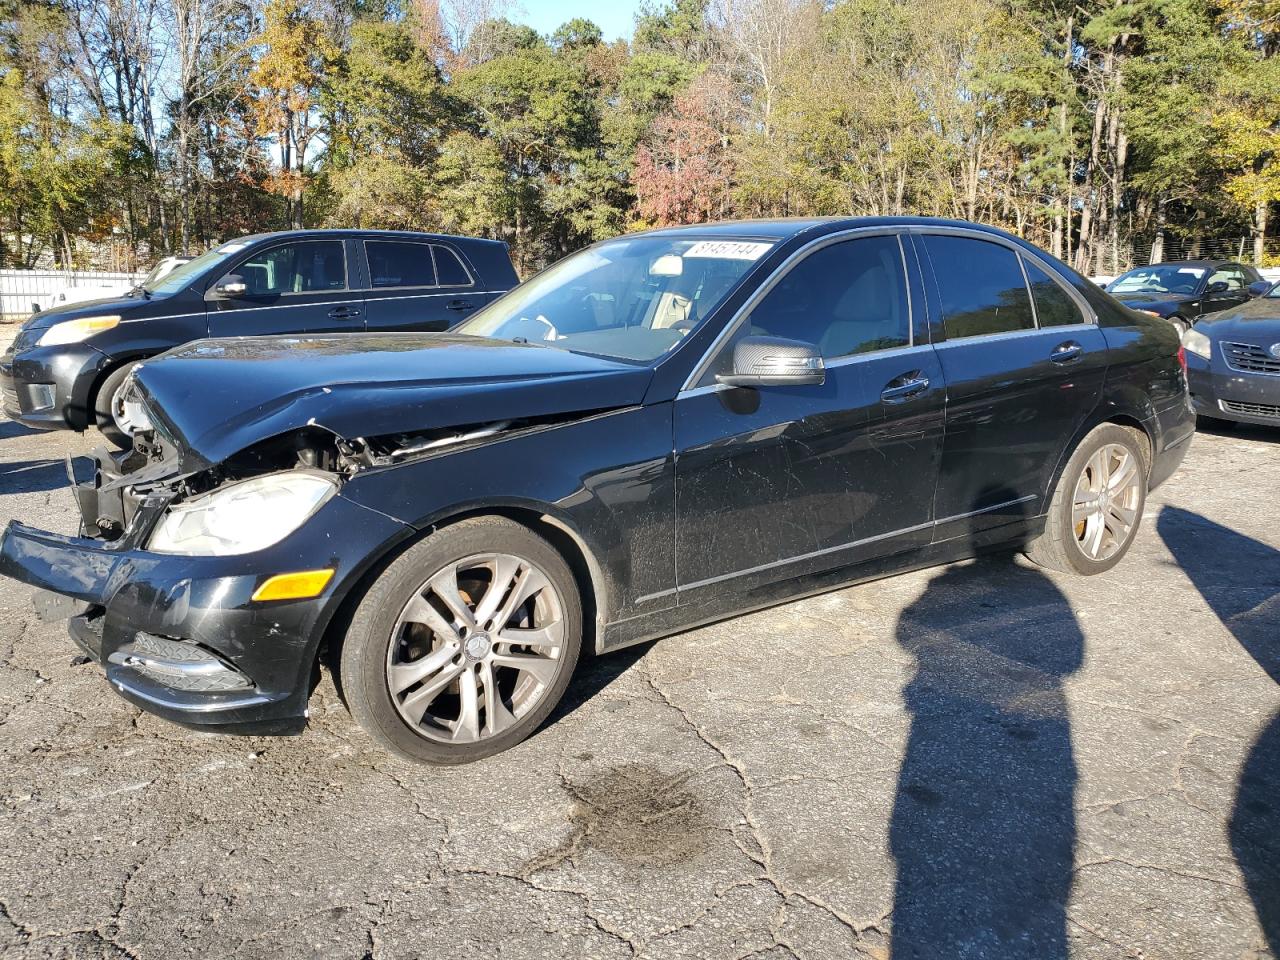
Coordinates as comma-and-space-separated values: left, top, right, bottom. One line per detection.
1129, 259, 1238, 269
225, 229, 507, 248
625, 215, 1025, 243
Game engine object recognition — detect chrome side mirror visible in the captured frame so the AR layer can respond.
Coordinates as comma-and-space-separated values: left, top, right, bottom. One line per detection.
717, 336, 825, 388
212, 274, 248, 299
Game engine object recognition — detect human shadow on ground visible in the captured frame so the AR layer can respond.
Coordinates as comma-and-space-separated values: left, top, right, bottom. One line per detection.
890, 534, 1082, 958
1158, 506, 1280, 954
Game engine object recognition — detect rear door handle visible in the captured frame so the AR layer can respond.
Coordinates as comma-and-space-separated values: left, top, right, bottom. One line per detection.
1050, 341, 1082, 364
446, 299, 474, 312
881, 374, 930, 403
328, 307, 361, 319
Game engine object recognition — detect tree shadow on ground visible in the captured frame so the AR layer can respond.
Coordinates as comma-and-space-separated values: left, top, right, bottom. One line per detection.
889, 551, 1082, 959
1158, 506, 1280, 954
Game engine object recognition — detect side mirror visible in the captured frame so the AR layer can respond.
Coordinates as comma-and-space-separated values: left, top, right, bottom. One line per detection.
1205, 280, 1230, 295
1247, 280, 1272, 298
211, 274, 248, 299
716, 336, 825, 388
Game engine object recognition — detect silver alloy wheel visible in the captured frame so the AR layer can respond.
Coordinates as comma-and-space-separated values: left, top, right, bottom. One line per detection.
1072, 442, 1142, 561
109, 369, 144, 437
385, 553, 566, 744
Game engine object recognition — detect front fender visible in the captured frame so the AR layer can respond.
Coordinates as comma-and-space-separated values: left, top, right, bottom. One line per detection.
336, 403, 678, 626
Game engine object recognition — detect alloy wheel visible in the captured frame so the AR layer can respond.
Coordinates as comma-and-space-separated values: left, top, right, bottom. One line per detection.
1072, 442, 1143, 562
385, 553, 566, 744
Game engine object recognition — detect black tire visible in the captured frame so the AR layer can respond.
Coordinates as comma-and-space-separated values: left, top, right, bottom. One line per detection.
1168, 315, 1189, 337
339, 516, 582, 764
92, 362, 139, 449
1026, 423, 1149, 576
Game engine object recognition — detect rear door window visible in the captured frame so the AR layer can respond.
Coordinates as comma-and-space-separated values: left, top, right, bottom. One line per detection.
366, 241, 437, 288
922, 235, 1034, 338
434, 246, 473, 286
1024, 259, 1085, 328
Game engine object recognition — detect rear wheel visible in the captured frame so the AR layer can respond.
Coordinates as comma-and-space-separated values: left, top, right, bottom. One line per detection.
340, 517, 582, 764
93, 362, 140, 449
1027, 424, 1148, 575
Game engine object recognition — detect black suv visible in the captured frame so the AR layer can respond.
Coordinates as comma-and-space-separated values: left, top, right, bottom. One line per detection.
0, 230, 517, 445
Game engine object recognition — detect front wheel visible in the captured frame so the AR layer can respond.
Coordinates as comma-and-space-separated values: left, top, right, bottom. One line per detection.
1168, 315, 1189, 337
339, 517, 582, 764
93, 362, 140, 449
1026, 424, 1149, 575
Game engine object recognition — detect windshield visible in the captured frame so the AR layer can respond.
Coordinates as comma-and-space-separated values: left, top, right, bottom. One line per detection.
1266, 281, 1280, 298
143, 241, 252, 296
1108, 265, 1207, 296
454, 235, 774, 362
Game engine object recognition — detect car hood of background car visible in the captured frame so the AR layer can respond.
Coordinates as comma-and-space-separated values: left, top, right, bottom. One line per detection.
1109, 292, 1192, 315
1194, 297, 1280, 337
133, 333, 655, 470
22, 293, 154, 330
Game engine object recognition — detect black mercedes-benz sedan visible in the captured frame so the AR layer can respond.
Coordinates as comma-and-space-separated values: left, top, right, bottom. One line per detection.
0, 218, 1194, 764
1105, 260, 1264, 335
1183, 280, 1280, 428
0, 229, 517, 446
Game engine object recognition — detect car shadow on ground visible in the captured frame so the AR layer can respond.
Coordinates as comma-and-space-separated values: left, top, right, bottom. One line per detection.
1158, 506, 1279, 954
889, 551, 1081, 960
1195, 420, 1280, 445
0, 419, 42, 441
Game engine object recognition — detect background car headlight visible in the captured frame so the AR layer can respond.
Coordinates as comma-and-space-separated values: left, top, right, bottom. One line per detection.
148, 472, 337, 556
1181, 327, 1212, 360
36, 315, 121, 347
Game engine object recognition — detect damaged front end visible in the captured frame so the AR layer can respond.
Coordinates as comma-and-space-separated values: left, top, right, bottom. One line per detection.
0, 396, 420, 733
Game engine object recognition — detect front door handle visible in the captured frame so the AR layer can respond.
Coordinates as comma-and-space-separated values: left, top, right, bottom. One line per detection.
328, 307, 362, 319
1050, 341, 1082, 364
881, 373, 930, 403
446, 299, 474, 312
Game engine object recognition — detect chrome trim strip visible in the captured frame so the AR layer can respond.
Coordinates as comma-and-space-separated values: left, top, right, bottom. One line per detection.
641, 494, 1039, 602
119, 311, 206, 324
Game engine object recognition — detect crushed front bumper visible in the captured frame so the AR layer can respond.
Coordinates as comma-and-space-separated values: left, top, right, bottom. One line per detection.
0, 466, 411, 734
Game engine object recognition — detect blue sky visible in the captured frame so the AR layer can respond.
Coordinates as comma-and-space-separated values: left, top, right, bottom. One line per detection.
515, 0, 644, 42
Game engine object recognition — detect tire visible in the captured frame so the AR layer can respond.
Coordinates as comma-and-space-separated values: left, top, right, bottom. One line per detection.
1168, 315, 1188, 337
339, 516, 582, 764
92, 362, 140, 449
1026, 423, 1149, 576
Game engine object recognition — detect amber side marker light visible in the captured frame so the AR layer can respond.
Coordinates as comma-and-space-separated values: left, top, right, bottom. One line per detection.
252, 569, 335, 602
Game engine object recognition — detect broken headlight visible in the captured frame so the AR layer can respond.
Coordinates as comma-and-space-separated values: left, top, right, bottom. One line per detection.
148, 472, 336, 556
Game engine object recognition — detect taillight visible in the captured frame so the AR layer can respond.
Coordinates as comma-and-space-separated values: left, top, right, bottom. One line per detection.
1177, 345, 1187, 373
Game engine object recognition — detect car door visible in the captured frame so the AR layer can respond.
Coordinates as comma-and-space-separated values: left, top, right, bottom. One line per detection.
673, 231, 946, 604
1203, 265, 1252, 316
912, 230, 1108, 543
207, 238, 364, 337
361, 239, 488, 332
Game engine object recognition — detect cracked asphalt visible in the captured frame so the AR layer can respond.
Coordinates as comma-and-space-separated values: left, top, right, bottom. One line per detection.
1, 369, 1277, 958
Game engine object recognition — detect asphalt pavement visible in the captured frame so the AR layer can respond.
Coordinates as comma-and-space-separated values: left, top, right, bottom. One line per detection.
0, 376, 1276, 959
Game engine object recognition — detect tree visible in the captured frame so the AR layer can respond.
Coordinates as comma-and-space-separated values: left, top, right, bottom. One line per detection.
249, 0, 337, 227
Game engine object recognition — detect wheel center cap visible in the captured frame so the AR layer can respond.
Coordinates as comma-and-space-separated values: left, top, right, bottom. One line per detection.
464, 633, 492, 660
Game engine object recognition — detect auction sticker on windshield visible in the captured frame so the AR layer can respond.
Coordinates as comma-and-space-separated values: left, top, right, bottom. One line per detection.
684, 241, 773, 260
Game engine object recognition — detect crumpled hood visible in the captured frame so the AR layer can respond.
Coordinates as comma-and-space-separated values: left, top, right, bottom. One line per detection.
134, 333, 653, 470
